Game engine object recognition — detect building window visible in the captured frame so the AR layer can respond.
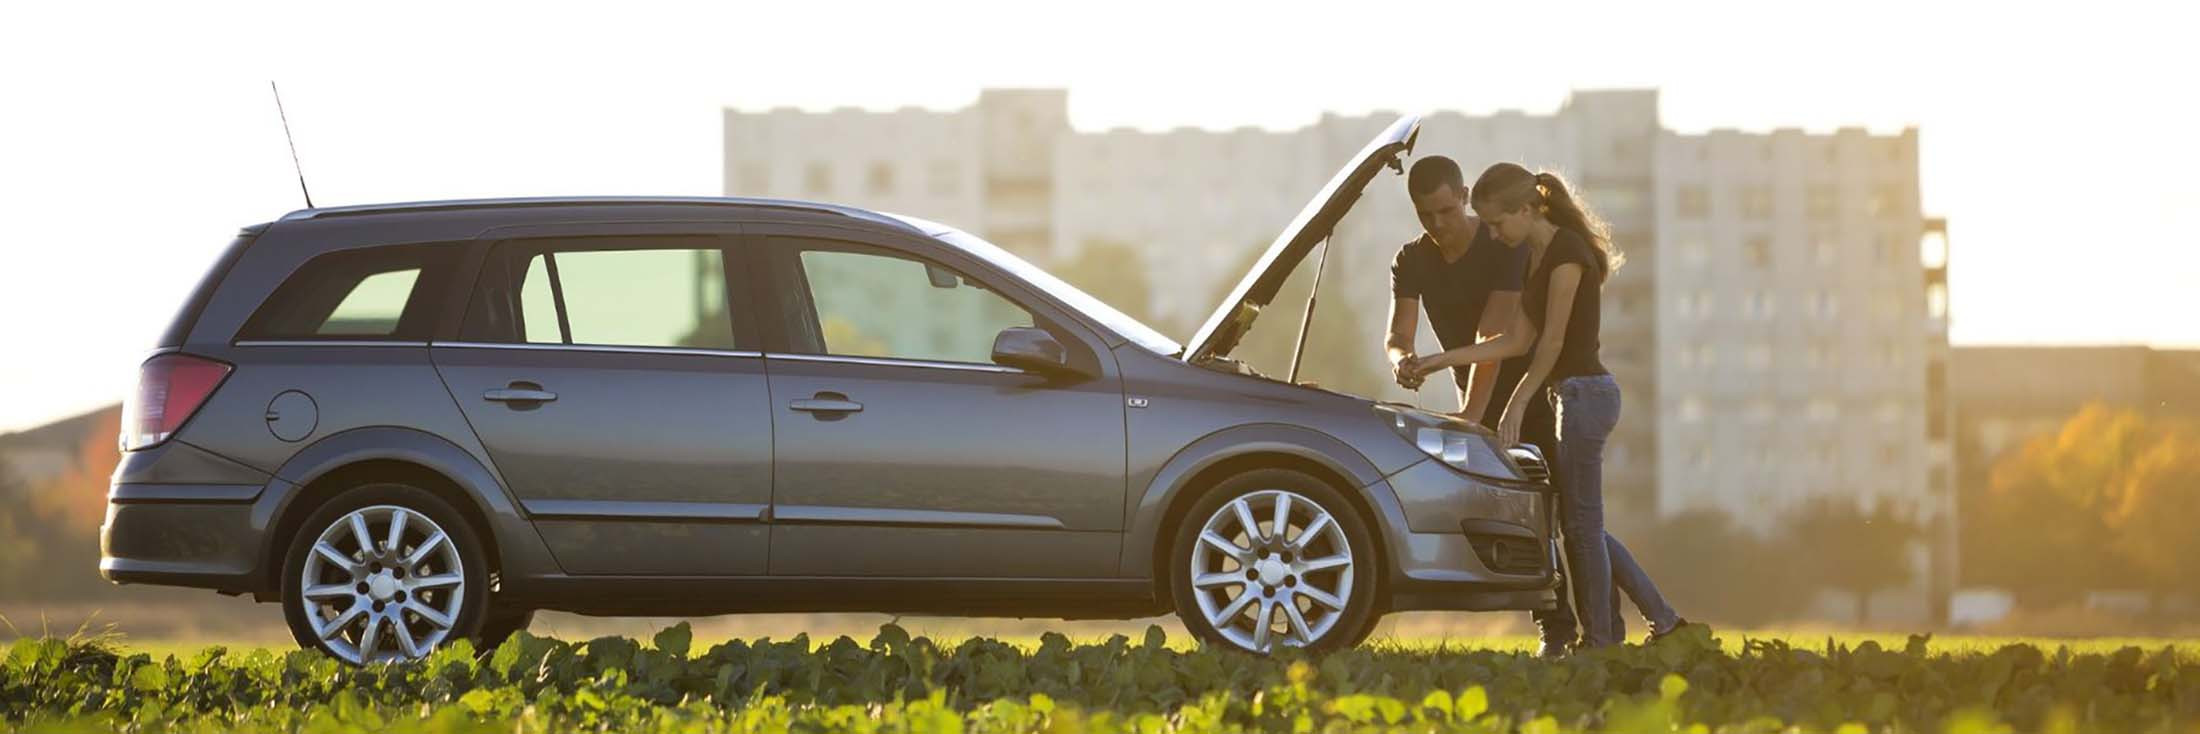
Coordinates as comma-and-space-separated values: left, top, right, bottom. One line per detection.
1746, 399, 1775, 423
1676, 290, 1714, 320
1813, 291, 1841, 320
1742, 290, 1777, 320
737, 163, 771, 195
1677, 342, 1716, 368
1871, 290, 1900, 320
1681, 238, 1709, 267
1677, 186, 1710, 219
929, 160, 959, 197
1806, 185, 1838, 220
804, 162, 833, 196
1745, 343, 1772, 371
1807, 399, 1838, 422
1812, 236, 1837, 266
1874, 182, 1911, 217
1805, 342, 1829, 369
1928, 283, 1949, 319
1678, 396, 1705, 423
1744, 235, 1772, 269
1877, 400, 1904, 424
1739, 185, 1774, 219
867, 162, 896, 196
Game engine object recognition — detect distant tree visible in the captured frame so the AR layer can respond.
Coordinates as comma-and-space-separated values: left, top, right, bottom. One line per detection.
1963, 405, 2199, 608
1627, 509, 1811, 626
2105, 420, 2200, 598
28, 408, 120, 534
1783, 496, 1922, 623
16, 408, 121, 600
0, 458, 33, 595
1048, 240, 1163, 333
1202, 240, 1385, 397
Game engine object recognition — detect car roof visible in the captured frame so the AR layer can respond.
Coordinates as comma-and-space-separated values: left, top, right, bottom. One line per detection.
275, 195, 920, 233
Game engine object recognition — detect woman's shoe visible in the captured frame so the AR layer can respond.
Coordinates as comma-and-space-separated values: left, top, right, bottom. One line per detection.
1645, 618, 1694, 644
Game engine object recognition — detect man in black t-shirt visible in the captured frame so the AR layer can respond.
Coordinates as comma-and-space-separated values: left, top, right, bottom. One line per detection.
1384, 155, 1578, 656
1385, 156, 1529, 423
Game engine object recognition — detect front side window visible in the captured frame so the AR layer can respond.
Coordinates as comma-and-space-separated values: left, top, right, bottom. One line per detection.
463, 237, 742, 350
240, 243, 460, 340
789, 245, 1033, 364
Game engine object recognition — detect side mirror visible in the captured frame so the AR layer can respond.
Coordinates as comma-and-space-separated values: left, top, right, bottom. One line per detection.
991, 326, 1075, 375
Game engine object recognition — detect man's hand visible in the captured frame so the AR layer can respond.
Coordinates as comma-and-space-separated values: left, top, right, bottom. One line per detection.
1391, 352, 1425, 390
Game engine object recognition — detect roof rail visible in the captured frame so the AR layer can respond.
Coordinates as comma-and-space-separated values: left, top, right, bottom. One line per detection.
276, 196, 914, 230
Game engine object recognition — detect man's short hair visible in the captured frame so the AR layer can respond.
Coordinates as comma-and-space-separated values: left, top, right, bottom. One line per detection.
1407, 156, 1465, 199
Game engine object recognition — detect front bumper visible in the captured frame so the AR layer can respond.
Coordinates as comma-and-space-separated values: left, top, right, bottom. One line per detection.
1375, 458, 1560, 612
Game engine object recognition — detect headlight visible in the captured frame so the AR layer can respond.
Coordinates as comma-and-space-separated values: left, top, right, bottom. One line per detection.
1372, 403, 1508, 477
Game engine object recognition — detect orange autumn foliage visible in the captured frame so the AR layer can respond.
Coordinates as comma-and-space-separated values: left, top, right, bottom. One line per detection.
28, 408, 120, 536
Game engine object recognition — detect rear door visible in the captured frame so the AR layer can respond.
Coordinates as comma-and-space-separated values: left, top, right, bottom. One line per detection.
432, 222, 775, 576
752, 224, 1129, 578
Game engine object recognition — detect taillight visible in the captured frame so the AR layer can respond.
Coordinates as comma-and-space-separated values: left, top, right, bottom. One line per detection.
120, 353, 232, 451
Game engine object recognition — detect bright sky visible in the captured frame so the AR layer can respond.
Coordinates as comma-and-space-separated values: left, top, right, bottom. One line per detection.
2, 1, 2195, 433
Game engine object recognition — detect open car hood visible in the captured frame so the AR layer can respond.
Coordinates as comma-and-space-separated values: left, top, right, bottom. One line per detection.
1182, 114, 1422, 364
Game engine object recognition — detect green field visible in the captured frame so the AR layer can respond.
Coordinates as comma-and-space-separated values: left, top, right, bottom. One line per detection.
6, 625, 2198, 732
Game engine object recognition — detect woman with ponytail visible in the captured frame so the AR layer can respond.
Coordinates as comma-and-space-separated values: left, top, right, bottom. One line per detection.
1405, 163, 1687, 649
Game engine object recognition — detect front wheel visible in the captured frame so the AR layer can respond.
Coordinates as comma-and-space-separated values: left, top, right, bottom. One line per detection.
1168, 469, 1379, 654
280, 483, 489, 665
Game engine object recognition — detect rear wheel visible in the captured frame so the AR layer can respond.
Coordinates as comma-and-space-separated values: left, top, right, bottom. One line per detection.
280, 483, 489, 664
1168, 469, 1379, 654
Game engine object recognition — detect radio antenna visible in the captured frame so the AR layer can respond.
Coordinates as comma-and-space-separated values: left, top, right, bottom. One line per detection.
269, 81, 315, 209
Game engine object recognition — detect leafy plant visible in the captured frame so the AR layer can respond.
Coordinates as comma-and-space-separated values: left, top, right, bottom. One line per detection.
2, 624, 2193, 732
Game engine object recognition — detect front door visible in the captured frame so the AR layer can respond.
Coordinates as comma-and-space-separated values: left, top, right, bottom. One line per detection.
756, 231, 1128, 578
434, 229, 775, 576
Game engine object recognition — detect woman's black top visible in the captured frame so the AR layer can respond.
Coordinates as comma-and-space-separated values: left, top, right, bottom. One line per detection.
1521, 228, 1609, 379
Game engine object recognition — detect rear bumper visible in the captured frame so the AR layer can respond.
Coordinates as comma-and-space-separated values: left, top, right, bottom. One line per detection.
99, 482, 267, 593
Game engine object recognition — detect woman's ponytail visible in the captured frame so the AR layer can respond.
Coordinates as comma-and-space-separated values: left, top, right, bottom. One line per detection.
1531, 171, 1623, 279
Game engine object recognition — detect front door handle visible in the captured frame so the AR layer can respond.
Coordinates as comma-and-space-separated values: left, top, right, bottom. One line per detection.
789, 392, 862, 414
484, 382, 557, 403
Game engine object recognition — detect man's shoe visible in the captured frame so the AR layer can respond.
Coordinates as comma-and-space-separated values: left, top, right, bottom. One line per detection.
1536, 640, 1574, 659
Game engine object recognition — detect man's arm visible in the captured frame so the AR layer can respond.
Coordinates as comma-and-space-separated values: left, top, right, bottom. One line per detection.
1386, 297, 1423, 389
1459, 290, 1520, 418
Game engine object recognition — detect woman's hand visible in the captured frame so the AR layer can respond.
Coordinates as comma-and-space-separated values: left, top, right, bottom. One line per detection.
1496, 401, 1526, 448
1408, 351, 1452, 379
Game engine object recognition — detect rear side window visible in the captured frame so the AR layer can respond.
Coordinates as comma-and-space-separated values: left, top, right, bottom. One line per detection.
461, 237, 749, 350
238, 244, 460, 340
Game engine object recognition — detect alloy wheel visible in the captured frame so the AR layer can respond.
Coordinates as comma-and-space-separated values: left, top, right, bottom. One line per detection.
1186, 489, 1355, 652
296, 504, 466, 664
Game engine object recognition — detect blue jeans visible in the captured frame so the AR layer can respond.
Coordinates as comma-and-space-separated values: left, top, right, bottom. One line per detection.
1547, 374, 1679, 648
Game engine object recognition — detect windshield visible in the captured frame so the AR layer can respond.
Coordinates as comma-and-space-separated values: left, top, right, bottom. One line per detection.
885, 213, 1184, 357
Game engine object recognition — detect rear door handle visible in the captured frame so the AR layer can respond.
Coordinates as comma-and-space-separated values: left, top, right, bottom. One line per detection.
484, 382, 557, 403
789, 393, 862, 413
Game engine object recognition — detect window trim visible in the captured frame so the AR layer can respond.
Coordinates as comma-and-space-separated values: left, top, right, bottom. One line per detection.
767, 236, 1043, 367
234, 242, 463, 343
461, 234, 756, 351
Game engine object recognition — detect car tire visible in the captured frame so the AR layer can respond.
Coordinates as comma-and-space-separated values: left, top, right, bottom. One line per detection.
1168, 468, 1379, 654
280, 482, 490, 664
477, 607, 535, 652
